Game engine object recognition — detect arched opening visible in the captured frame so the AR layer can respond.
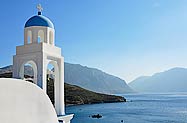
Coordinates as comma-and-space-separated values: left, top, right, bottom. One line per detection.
19, 61, 37, 84
49, 31, 53, 45
38, 30, 44, 43
46, 61, 59, 106
27, 30, 32, 44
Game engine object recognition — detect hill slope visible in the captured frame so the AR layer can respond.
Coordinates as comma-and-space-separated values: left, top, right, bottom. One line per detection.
0, 72, 126, 105
0, 63, 133, 94
0, 65, 13, 74
65, 83, 126, 105
65, 63, 133, 94
129, 68, 187, 93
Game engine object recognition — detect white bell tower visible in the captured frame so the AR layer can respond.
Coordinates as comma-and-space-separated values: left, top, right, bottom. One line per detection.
13, 5, 73, 121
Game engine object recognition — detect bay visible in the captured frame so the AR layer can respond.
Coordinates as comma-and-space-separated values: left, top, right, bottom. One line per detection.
66, 93, 187, 123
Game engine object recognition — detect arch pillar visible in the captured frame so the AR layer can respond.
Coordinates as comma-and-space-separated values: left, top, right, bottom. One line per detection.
32, 28, 38, 43
38, 30, 44, 42
45, 56, 65, 116
58, 57, 65, 116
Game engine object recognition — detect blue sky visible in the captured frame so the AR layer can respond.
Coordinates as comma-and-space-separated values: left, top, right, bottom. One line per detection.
1, 0, 187, 83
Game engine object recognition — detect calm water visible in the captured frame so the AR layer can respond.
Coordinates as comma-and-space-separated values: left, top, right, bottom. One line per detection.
66, 93, 187, 123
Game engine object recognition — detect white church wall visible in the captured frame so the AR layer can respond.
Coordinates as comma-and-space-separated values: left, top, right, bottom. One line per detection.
42, 43, 61, 56
16, 43, 61, 56
0, 78, 59, 123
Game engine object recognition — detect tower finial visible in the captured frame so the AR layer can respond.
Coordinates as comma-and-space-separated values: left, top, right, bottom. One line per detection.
37, 4, 43, 15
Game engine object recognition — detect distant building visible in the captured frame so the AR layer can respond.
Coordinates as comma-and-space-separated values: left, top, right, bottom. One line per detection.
13, 4, 73, 123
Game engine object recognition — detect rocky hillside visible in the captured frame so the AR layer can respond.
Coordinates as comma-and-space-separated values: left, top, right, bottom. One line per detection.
0, 65, 13, 74
65, 83, 125, 105
65, 63, 133, 94
0, 63, 134, 94
0, 72, 126, 105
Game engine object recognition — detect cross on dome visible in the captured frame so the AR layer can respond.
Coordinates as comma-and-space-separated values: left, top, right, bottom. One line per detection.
37, 4, 43, 12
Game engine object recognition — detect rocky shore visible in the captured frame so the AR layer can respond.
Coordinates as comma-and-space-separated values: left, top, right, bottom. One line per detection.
65, 83, 126, 106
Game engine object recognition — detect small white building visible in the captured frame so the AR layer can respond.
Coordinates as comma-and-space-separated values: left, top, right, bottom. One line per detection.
13, 4, 73, 123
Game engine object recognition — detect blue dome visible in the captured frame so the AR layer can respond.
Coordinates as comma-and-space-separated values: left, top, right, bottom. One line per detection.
25, 15, 54, 28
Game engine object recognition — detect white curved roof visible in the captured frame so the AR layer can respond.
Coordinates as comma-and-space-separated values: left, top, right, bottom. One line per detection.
0, 78, 58, 123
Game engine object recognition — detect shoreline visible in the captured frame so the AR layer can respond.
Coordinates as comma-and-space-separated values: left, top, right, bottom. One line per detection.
66, 100, 126, 107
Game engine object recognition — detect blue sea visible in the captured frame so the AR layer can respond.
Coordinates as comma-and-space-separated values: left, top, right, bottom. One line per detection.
66, 93, 187, 123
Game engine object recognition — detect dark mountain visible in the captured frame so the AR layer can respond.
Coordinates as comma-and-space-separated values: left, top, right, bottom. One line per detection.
65, 63, 133, 94
129, 67, 187, 93
0, 63, 133, 94
0, 65, 13, 74
65, 83, 126, 105
0, 65, 33, 76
